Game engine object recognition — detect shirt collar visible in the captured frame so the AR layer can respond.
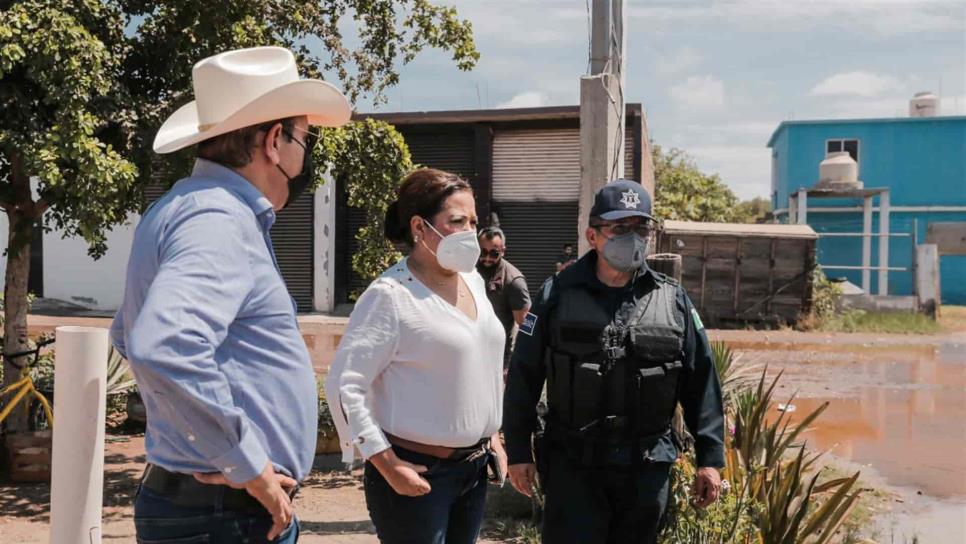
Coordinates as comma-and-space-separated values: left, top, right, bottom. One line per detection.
563, 250, 655, 290
191, 159, 276, 228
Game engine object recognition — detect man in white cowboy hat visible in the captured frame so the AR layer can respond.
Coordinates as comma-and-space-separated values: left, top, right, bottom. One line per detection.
110, 46, 350, 543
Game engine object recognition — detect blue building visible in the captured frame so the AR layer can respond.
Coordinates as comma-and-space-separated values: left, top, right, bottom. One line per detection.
768, 114, 966, 304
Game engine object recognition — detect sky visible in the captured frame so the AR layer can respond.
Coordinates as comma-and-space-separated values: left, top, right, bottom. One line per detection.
349, 0, 966, 200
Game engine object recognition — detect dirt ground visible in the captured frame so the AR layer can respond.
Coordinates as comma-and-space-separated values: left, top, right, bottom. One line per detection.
2, 311, 965, 542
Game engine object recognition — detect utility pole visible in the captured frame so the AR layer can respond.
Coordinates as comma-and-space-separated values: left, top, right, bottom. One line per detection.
579, 0, 626, 254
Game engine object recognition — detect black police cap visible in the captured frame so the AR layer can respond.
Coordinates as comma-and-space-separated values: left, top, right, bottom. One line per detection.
590, 179, 653, 221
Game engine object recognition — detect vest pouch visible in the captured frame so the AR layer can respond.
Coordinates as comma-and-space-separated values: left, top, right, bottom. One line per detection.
548, 352, 574, 425
572, 362, 603, 430
636, 360, 684, 435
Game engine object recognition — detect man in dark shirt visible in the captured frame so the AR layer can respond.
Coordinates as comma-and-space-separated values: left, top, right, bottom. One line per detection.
477, 226, 531, 369
556, 243, 577, 272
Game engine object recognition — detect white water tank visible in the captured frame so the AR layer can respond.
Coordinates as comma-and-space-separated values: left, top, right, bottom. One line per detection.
817, 152, 862, 189
909, 91, 939, 117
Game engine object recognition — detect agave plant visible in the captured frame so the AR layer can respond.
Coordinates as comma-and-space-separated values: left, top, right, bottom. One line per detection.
106, 346, 137, 396
730, 370, 863, 544
711, 341, 761, 406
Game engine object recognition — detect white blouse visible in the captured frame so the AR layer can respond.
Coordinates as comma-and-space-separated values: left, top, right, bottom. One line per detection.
325, 258, 506, 463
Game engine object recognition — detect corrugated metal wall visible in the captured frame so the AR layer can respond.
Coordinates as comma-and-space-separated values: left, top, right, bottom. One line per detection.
271, 192, 314, 310
493, 129, 581, 202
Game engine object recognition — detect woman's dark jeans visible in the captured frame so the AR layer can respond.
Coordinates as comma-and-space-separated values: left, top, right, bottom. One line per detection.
364, 445, 490, 544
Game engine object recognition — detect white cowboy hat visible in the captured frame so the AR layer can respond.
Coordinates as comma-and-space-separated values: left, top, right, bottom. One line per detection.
153, 46, 352, 154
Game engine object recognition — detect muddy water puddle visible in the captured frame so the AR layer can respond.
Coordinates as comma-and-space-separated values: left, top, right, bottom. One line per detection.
742, 337, 966, 541
750, 340, 966, 498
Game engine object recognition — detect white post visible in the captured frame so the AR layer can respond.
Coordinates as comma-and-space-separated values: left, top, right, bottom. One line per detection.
788, 195, 797, 225
915, 244, 941, 318
862, 196, 873, 293
878, 190, 890, 295
797, 189, 808, 224
313, 174, 337, 313
49, 326, 108, 544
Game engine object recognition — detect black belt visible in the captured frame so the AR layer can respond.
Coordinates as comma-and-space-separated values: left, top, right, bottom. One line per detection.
545, 424, 668, 466
140, 464, 294, 510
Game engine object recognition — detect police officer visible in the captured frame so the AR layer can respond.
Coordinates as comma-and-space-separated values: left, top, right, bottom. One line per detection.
503, 180, 725, 544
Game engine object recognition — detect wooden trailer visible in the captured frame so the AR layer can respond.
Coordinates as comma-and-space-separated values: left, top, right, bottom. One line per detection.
655, 221, 818, 328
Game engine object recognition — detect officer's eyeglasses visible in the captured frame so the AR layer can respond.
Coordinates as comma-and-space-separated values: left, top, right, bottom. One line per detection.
481, 249, 503, 258
591, 222, 654, 238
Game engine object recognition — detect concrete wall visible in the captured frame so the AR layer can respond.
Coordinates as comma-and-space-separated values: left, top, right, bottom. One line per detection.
43, 218, 137, 311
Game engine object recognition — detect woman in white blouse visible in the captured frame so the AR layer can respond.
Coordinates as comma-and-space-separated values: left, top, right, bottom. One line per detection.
325, 168, 508, 544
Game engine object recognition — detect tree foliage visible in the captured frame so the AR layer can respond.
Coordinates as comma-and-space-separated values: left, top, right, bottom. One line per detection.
653, 144, 741, 224
122, 0, 479, 191
318, 119, 411, 295
0, 0, 477, 428
0, 0, 138, 257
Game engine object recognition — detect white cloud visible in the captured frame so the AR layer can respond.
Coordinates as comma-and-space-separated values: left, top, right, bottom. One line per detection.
496, 91, 549, 109
628, 1, 964, 36
810, 71, 902, 97
940, 94, 966, 115
669, 75, 726, 112
656, 47, 703, 77
687, 145, 774, 200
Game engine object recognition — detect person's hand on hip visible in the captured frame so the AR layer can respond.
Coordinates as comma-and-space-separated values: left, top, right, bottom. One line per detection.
194, 461, 296, 540
370, 448, 432, 497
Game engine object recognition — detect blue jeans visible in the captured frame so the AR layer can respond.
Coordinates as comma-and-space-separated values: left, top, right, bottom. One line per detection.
364, 445, 489, 544
134, 483, 299, 544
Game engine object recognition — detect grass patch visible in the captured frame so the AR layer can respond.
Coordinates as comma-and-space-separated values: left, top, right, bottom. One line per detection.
814, 309, 941, 334
485, 520, 541, 544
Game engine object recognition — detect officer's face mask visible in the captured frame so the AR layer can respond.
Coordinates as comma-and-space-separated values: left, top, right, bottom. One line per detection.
276, 128, 316, 209
600, 232, 649, 272
419, 218, 481, 273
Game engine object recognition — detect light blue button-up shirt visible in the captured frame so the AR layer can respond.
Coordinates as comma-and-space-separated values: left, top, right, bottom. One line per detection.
111, 159, 317, 484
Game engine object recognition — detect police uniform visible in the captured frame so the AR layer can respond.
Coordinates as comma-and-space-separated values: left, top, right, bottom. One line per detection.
502, 181, 725, 544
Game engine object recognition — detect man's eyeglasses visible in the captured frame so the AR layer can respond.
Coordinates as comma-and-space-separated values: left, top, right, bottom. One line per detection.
591, 222, 654, 238
481, 249, 503, 259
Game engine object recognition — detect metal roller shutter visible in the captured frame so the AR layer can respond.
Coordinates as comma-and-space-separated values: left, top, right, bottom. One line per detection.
401, 129, 476, 182
493, 129, 580, 202
271, 191, 314, 310
624, 131, 637, 181
491, 127, 639, 294
497, 202, 579, 293
344, 206, 370, 296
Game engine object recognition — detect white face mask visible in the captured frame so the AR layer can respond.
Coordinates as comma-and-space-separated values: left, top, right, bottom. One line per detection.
420, 218, 481, 273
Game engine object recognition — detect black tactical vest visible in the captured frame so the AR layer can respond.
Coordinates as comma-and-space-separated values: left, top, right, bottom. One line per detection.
545, 276, 685, 442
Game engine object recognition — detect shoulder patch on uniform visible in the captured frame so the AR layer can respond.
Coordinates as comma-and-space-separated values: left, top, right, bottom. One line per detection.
691, 308, 705, 331
519, 312, 538, 336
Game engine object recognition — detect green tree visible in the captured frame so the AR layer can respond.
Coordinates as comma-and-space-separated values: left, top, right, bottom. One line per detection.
0, 0, 138, 430
652, 144, 741, 223
735, 196, 772, 224
319, 119, 412, 298
121, 0, 479, 189
0, 0, 478, 430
